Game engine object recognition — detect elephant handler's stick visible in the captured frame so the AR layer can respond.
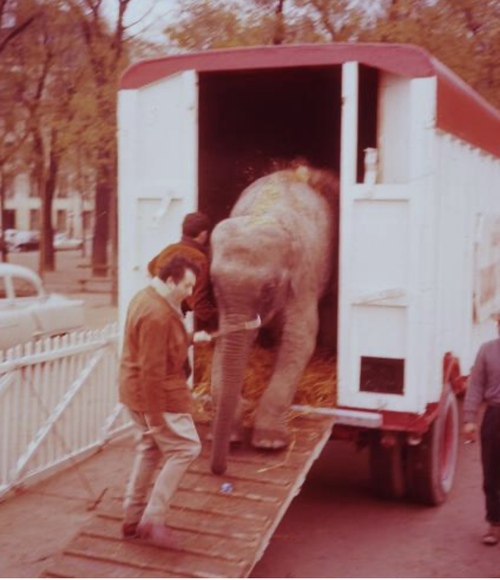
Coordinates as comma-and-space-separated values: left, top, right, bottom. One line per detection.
210, 314, 262, 339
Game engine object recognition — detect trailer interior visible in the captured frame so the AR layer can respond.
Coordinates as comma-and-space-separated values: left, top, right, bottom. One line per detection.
197, 64, 379, 354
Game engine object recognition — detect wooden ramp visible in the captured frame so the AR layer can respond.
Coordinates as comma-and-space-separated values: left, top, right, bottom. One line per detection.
42, 414, 334, 578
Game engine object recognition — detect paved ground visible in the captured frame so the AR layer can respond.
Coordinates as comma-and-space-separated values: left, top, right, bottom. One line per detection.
252, 433, 500, 578
1, 416, 498, 578
0, 435, 135, 578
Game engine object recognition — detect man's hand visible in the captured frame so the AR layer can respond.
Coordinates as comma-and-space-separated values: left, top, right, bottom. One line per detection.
193, 330, 212, 343
463, 422, 477, 443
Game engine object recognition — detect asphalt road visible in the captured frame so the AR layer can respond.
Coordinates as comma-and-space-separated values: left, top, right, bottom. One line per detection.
251, 425, 498, 578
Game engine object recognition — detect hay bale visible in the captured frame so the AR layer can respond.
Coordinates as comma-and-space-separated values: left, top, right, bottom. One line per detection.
192, 343, 336, 424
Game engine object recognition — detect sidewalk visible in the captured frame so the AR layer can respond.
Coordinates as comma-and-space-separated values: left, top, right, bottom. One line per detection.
0, 435, 135, 578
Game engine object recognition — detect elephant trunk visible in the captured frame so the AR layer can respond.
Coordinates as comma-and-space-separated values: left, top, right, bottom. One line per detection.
210, 317, 252, 475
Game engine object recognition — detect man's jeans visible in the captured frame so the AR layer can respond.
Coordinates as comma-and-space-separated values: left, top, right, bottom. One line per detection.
123, 409, 201, 526
481, 405, 500, 525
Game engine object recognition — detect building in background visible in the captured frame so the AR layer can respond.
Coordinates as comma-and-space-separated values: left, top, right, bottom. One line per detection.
2, 172, 94, 238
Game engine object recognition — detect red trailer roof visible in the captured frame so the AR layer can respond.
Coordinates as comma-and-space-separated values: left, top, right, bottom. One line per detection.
120, 43, 500, 158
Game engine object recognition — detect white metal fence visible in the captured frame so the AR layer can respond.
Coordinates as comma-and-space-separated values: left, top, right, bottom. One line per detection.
0, 323, 131, 500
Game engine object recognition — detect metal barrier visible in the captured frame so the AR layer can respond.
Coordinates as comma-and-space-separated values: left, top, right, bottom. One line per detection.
0, 323, 131, 500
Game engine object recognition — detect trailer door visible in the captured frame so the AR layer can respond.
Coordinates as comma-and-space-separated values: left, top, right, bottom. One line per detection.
337, 62, 438, 414
117, 71, 198, 325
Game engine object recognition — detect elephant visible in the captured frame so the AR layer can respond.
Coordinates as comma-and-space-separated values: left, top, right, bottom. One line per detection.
209, 164, 339, 475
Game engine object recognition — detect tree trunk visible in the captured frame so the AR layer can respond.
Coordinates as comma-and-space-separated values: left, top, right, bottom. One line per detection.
0, 173, 7, 262
108, 147, 118, 306
32, 128, 46, 276
91, 146, 111, 276
76, 0, 129, 288
40, 131, 59, 273
273, 0, 285, 45
91, 88, 117, 279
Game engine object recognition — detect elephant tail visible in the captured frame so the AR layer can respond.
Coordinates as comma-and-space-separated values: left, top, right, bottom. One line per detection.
293, 164, 339, 210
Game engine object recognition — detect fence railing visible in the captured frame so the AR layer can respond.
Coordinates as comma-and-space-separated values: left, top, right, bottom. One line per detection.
0, 323, 131, 500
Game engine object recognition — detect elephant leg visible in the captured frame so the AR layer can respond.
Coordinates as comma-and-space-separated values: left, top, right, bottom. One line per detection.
252, 302, 319, 449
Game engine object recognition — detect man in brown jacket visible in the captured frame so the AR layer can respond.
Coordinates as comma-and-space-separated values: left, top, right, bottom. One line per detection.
148, 212, 218, 331
120, 255, 208, 549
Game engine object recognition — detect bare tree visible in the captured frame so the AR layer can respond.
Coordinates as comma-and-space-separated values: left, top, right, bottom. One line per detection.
0, 0, 39, 54
0, 0, 39, 260
165, 0, 366, 50
6, 3, 88, 273
68, 0, 133, 306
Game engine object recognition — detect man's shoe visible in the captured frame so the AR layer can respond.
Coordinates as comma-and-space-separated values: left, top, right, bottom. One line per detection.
136, 521, 182, 550
121, 521, 139, 539
482, 525, 499, 546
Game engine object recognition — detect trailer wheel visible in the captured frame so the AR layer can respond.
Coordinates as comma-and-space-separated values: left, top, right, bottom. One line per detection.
405, 386, 459, 505
369, 433, 406, 500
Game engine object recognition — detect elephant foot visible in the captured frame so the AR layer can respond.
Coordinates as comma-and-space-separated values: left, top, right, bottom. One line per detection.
251, 427, 291, 450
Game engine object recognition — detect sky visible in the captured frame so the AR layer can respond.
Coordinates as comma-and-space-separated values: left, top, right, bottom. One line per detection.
102, 0, 177, 43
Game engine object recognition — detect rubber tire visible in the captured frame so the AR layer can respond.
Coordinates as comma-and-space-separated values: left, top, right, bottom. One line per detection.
369, 432, 406, 500
405, 386, 459, 506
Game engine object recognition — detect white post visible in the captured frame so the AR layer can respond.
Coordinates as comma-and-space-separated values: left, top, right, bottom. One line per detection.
337, 62, 359, 406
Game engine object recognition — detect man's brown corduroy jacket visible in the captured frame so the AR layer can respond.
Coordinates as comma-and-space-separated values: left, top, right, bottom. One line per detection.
119, 286, 193, 414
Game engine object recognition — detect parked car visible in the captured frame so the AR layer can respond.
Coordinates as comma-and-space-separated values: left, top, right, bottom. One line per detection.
5, 229, 40, 252
3, 229, 19, 251
53, 233, 84, 251
0, 263, 85, 351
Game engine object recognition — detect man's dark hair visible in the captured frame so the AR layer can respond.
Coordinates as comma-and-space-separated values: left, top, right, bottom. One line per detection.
182, 212, 211, 238
158, 255, 200, 283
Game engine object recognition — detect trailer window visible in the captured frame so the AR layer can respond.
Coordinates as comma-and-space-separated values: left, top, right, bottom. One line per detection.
360, 355, 405, 395
356, 65, 379, 184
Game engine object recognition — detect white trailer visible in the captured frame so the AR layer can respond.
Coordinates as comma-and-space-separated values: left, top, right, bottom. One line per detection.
118, 43, 500, 506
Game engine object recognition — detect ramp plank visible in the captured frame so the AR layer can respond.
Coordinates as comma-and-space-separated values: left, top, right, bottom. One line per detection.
41, 413, 334, 578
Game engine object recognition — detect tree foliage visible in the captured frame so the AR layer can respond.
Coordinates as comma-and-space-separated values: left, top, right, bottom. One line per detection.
362, 0, 500, 109
165, 0, 368, 47
0, 0, 138, 293
0, 1, 114, 271
1, 0, 498, 280
0, 0, 39, 54
165, 0, 277, 49
66, 0, 132, 288
165, 0, 500, 109
0, 0, 40, 262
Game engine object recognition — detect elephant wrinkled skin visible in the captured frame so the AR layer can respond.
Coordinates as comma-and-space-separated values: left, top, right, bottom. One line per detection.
209, 165, 338, 475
